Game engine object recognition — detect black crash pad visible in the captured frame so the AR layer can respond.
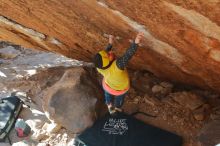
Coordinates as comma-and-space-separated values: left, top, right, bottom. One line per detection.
77, 112, 183, 146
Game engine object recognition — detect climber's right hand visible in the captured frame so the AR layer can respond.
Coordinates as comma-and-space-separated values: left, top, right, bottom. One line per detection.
109, 35, 114, 44
135, 32, 144, 44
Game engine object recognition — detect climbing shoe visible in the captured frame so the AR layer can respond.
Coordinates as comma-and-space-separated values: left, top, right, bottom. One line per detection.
107, 105, 116, 115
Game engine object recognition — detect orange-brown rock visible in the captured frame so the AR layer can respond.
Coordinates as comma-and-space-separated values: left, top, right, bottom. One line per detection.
0, 0, 220, 92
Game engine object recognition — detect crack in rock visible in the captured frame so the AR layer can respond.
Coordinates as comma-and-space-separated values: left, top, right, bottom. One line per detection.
0, 15, 63, 47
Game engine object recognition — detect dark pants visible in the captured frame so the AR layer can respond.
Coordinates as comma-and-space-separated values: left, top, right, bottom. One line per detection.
104, 90, 126, 108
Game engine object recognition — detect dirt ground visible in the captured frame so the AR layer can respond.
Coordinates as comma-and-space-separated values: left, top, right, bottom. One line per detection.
123, 70, 220, 146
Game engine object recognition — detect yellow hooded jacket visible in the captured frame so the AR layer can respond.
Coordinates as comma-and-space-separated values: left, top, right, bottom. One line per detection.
96, 42, 138, 91
97, 59, 130, 91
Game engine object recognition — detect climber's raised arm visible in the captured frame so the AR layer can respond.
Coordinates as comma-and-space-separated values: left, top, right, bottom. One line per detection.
116, 32, 144, 70
105, 35, 114, 52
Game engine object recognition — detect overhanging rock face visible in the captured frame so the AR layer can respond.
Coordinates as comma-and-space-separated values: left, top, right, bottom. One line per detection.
0, 0, 220, 92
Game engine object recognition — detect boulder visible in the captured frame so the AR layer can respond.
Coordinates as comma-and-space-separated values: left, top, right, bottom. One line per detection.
42, 67, 103, 133
1, 1, 220, 93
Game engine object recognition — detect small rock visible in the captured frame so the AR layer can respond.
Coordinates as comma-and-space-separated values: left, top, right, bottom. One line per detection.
0, 46, 20, 59
193, 111, 205, 121
170, 92, 205, 110
134, 96, 141, 104
193, 105, 209, 121
152, 85, 164, 93
42, 122, 62, 134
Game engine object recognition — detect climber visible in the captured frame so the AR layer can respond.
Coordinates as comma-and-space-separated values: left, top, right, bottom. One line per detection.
93, 32, 144, 114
